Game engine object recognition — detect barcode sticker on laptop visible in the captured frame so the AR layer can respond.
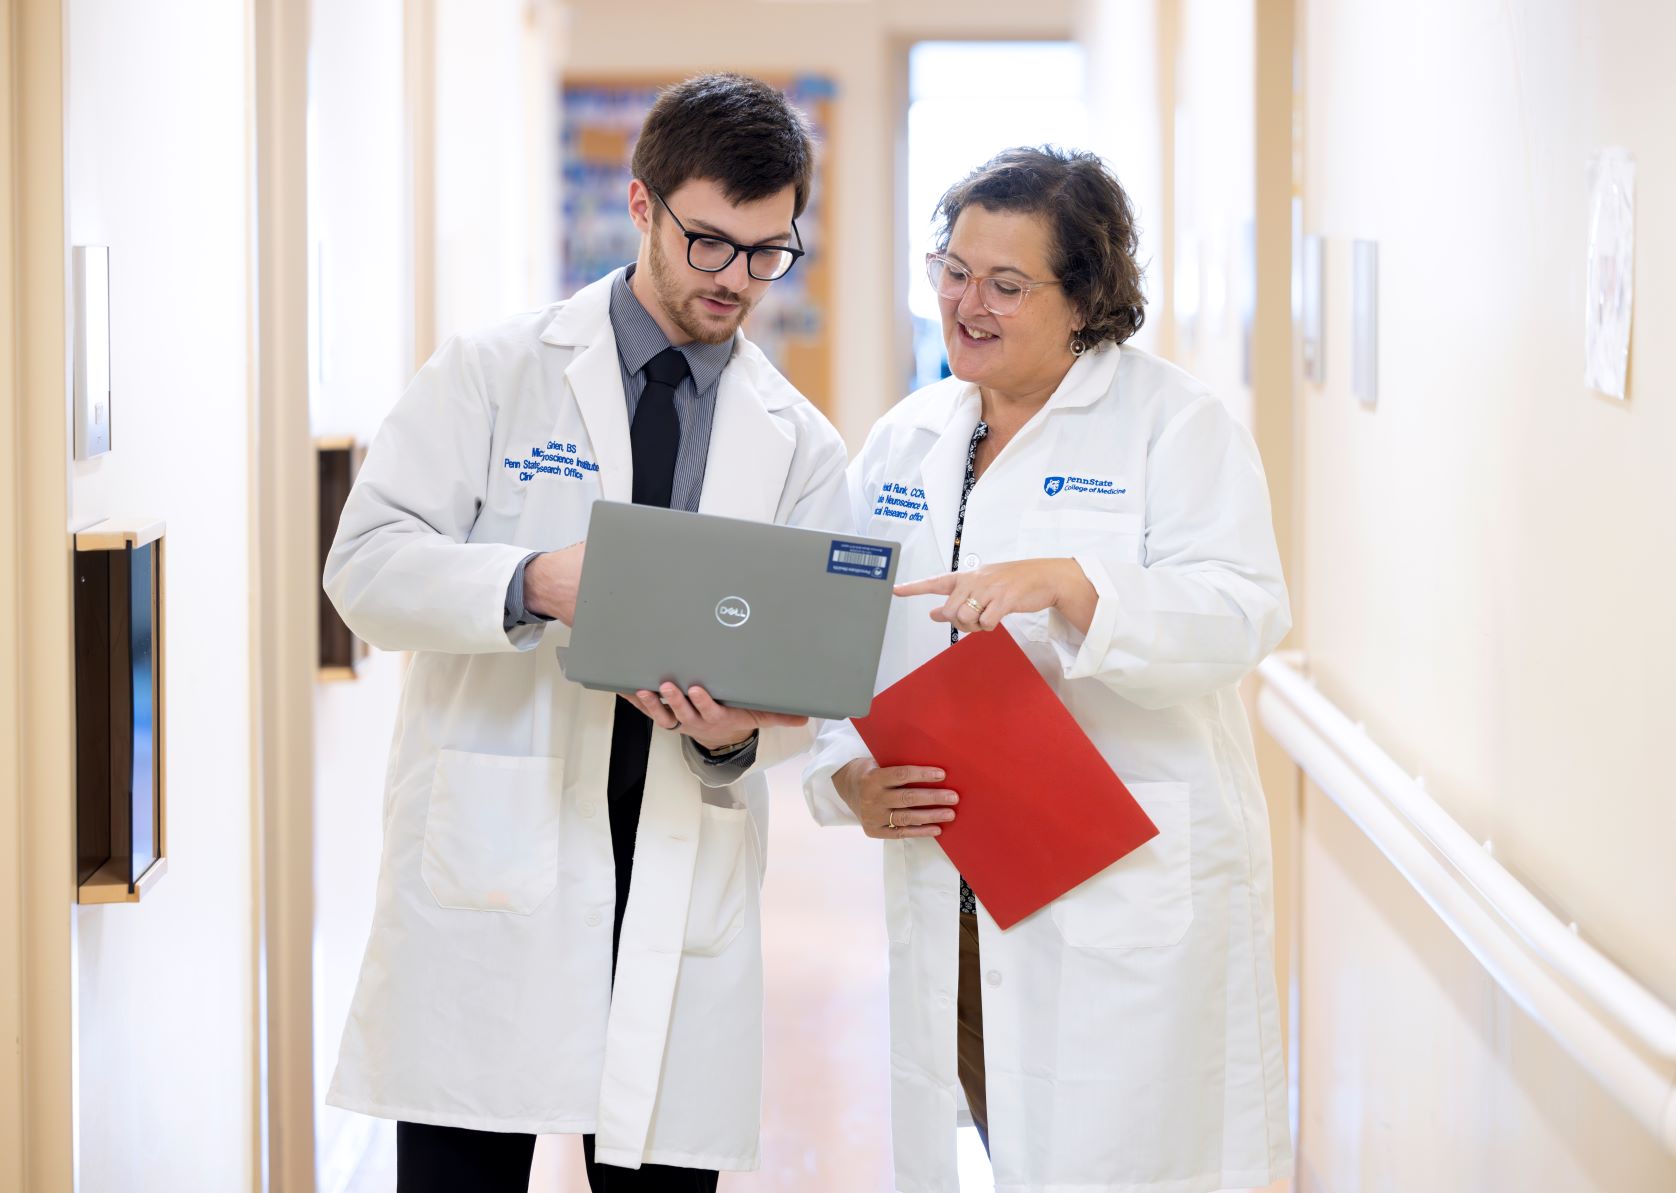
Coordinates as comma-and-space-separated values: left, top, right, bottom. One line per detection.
827, 540, 893, 580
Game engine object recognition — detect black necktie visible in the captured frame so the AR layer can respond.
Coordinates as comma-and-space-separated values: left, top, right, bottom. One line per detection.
606, 344, 691, 969
631, 346, 688, 508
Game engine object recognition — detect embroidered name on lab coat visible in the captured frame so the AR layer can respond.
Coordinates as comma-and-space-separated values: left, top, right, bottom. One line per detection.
502, 440, 600, 483
872, 482, 929, 523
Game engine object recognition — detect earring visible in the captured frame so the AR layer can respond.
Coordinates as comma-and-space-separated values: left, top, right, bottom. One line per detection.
1070, 336, 1087, 357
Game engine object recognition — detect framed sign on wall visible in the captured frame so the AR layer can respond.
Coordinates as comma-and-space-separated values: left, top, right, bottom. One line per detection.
73, 518, 167, 904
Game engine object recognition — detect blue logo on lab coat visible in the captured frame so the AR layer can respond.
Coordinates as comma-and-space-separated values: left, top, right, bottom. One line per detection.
1043, 476, 1066, 497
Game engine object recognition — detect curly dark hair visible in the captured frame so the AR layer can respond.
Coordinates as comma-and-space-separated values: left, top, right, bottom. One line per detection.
632, 73, 816, 218
933, 146, 1146, 347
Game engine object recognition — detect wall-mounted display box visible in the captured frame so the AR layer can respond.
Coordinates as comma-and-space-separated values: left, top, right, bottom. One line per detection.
74, 519, 166, 904
317, 437, 366, 680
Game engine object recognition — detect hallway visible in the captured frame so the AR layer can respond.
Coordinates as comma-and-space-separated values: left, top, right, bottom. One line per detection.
6, 1, 1676, 1191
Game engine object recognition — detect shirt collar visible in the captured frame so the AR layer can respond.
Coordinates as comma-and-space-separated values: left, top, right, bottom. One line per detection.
609, 265, 733, 395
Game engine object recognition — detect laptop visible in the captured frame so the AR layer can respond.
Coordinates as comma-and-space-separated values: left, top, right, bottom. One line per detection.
559, 502, 901, 720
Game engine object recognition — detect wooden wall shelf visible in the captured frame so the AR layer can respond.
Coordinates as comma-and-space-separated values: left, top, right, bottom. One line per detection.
73, 518, 167, 905
317, 437, 367, 679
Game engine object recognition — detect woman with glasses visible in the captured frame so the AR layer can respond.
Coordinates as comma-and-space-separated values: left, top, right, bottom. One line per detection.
804, 147, 1293, 1192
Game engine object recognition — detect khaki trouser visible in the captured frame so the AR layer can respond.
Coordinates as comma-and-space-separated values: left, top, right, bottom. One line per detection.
956, 912, 989, 1146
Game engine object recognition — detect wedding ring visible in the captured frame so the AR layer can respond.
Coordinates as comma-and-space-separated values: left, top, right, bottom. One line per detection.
964, 597, 984, 614
887, 810, 898, 830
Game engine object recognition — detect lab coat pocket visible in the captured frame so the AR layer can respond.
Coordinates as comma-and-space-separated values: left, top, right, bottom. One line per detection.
1049, 781, 1192, 948
421, 749, 564, 914
683, 803, 754, 956
1020, 509, 1143, 559
1018, 511, 1143, 644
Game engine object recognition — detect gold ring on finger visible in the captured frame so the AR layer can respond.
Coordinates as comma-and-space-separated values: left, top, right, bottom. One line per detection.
887, 810, 898, 830
964, 597, 984, 615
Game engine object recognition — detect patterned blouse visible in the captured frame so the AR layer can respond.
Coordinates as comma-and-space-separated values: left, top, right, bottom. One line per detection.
952, 419, 989, 917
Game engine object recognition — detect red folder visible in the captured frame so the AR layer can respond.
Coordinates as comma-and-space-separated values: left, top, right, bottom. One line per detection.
851, 626, 1157, 930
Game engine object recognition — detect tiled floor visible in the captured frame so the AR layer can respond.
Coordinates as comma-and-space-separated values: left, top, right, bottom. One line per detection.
339, 759, 1290, 1193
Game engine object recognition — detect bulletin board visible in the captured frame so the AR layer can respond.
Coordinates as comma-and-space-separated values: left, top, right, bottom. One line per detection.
559, 75, 837, 415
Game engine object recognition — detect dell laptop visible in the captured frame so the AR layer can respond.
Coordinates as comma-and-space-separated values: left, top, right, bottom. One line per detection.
560, 502, 900, 720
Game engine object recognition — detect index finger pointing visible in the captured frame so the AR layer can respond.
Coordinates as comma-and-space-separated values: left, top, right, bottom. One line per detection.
894, 574, 958, 598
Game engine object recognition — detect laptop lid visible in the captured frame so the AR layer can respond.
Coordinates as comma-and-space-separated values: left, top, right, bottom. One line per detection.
560, 502, 899, 720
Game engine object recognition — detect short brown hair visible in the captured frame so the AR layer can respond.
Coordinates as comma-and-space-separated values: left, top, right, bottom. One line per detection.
632, 73, 816, 218
934, 146, 1146, 347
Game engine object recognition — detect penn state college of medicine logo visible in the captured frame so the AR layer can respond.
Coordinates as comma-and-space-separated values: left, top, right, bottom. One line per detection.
715, 596, 751, 628
1043, 476, 1066, 497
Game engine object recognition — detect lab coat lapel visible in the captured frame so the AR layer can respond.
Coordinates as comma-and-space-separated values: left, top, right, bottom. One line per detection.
545, 273, 633, 504
565, 336, 633, 505
697, 356, 796, 521
914, 386, 982, 571
594, 735, 701, 1168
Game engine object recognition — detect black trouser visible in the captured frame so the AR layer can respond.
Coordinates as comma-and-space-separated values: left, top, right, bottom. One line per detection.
395, 1121, 720, 1192
605, 696, 655, 963
396, 703, 719, 1192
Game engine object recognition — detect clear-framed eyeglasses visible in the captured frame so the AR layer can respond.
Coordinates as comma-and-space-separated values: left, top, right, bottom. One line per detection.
925, 252, 1063, 317
652, 190, 805, 282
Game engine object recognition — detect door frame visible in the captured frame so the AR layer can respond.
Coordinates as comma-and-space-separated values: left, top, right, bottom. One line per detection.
2, 1, 77, 1190
250, 0, 318, 1188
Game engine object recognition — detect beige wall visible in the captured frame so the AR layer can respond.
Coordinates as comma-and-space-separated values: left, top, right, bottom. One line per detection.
557, 0, 1078, 448
1087, 0, 1676, 1186
63, 0, 259, 1189
1292, 0, 1676, 1187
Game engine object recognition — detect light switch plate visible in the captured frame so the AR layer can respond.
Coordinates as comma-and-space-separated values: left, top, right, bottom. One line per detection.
1352, 239, 1379, 407
1301, 234, 1324, 384
74, 245, 112, 459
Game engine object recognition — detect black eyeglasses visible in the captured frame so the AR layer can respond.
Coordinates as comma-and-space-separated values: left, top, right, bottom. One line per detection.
651, 190, 805, 281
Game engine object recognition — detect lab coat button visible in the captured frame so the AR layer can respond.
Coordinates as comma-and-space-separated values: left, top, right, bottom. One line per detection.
578, 800, 596, 819
936, 993, 953, 1010
961, 553, 980, 571
585, 910, 603, 928
985, 970, 1002, 987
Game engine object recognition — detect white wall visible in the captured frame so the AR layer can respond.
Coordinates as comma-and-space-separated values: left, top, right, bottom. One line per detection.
64, 1, 257, 1189
433, 0, 557, 343
1083, 0, 1167, 359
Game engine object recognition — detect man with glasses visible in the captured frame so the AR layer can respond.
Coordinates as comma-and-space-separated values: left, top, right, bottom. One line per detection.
324, 73, 848, 1192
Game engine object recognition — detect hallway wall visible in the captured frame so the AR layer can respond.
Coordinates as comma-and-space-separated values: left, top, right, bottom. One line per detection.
63, 1, 259, 1189
1291, 0, 1676, 1188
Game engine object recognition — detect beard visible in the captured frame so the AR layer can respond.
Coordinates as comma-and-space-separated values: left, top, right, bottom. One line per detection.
647, 231, 754, 345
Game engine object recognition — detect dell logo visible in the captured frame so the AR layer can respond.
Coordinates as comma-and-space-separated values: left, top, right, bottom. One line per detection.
715, 597, 751, 628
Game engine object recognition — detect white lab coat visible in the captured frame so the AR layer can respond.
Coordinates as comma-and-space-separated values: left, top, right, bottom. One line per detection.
804, 343, 1294, 1193
324, 271, 848, 1171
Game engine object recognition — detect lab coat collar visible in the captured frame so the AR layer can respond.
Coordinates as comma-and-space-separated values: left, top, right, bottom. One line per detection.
547, 271, 800, 507
539, 271, 618, 348
907, 340, 1123, 432
908, 344, 1122, 555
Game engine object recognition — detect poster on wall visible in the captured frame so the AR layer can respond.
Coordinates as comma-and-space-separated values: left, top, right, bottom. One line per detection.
559, 76, 837, 414
1584, 147, 1635, 401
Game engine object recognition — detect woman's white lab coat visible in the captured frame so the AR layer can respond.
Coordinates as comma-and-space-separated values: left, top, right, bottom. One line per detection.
805, 343, 1294, 1193
324, 272, 848, 1171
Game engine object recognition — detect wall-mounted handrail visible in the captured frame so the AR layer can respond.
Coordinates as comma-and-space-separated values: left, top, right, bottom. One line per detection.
1258, 653, 1676, 1155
